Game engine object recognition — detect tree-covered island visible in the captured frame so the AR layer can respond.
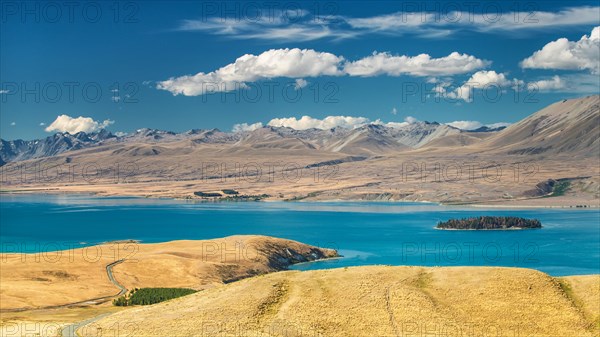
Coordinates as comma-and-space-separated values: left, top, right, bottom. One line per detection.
436, 216, 542, 230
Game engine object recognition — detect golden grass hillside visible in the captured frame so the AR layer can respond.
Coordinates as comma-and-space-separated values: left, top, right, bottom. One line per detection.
86, 266, 599, 337
561, 275, 600, 330
0, 236, 337, 310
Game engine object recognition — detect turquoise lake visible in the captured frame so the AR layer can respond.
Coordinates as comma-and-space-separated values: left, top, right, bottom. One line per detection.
1, 194, 599, 276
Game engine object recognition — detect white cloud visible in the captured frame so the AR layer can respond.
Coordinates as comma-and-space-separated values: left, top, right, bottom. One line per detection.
39, 122, 45, 126
294, 78, 308, 90
446, 121, 482, 130
382, 116, 419, 129
242, 115, 510, 132
344, 51, 489, 77
372, 116, 419, 129
267, 116, 370, 130
177, 12, 358, 42
437, 70, 521, 102
10, 122, 16, 126
158, 49, 489, 96
486, 122, 512, 129
0, 90, 10, 94
241, 26, 357, 42
436, 71, 596, 101
446, 121, 511, 130
45, 115, 114, 134
391, 107, 397, 115
348, 7, 600, 33
232, 122, 264, 132
269, 115, 421, 130
528, 75, 566, 91
404, 116, 418, 124
384, 122, 410, 128
115, 131, 128, 137
177, 7, 600, 41
521, 26, 600, 74
556, 74, 600, 93
463, 70, 514, 88
157, 48, 344, 96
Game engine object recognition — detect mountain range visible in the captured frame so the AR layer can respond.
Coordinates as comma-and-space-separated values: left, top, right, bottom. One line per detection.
0, 95, 597, 205
8, 101, 581, 166
1, 95, 598, 165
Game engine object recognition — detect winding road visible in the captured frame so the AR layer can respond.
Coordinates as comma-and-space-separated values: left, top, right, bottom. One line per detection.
60, 259, 127, 337
105, 259, 127, 296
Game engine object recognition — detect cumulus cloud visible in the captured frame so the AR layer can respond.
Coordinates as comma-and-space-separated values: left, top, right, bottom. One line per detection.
344, 51, 490, 77
270, 115, 421, 130
238, 115, 510, 132
404, 116, 418, 124
463, 70, 514, 88
45, 115, 114, 134
382, 116, 420, 129
10, 122, 16, 126
528, 76, 566, 91
158, 49, 489, 96
232, 122, 264, 132
435, 70, 521, 102
446, 121, 511, 131
267, 116, 370, 130
446, 121, 483, 130
157, 48, 344, 96
521, 27, 600, 73
446, 121, 511, 130
435, 70, 593, 101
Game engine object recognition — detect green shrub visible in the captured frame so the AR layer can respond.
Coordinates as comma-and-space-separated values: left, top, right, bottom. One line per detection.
113, 288, 197, 306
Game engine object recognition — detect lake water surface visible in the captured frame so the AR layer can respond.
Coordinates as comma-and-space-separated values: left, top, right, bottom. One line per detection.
1, 194, 598, 276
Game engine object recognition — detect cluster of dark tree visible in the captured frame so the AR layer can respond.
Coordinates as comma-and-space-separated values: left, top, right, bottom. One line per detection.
113, 287, 197, 306
436, 216, 542, 230
221, 193, 270, 201
194, 191, 222, 198
194, 190, 269, 201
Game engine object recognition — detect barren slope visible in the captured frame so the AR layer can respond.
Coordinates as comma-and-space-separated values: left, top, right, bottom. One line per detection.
480, 95, 600, 156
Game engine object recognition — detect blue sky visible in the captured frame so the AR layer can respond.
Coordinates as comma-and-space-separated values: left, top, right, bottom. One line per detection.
1, 1, 599, 139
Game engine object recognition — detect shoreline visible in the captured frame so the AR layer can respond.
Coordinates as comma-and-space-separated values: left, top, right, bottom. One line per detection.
2, 190, 598, 209
433, 227, 542, 231
2, 237, 597, 278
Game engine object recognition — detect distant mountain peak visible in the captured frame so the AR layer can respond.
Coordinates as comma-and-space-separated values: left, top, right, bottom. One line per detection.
1, 95, 597, 166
